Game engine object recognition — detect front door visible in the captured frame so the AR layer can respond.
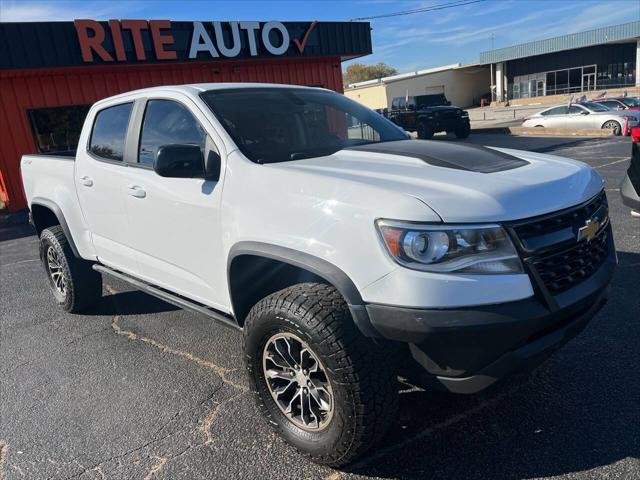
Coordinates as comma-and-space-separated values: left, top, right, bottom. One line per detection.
583, 73, 596, 91
75, 101, 138, 274
123, 96, 229, 311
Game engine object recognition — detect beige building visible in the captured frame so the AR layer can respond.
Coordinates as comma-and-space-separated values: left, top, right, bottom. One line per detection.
344, 63, 490, 110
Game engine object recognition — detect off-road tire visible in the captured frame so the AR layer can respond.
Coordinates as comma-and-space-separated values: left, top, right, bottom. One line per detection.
39, 226, 102, 312
244, 283, 398, 467
455, 124, 471, 139
417, 121, 434, 139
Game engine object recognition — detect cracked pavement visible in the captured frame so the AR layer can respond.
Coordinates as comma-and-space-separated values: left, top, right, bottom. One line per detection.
1, 135, 639, 479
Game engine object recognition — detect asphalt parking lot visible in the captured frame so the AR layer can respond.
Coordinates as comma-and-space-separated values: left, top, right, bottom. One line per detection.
1, 134, 638, 480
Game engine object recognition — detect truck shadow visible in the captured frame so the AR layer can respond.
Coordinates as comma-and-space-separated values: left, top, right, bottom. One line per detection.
345, 250, 639, 479
89, 289, 180, 316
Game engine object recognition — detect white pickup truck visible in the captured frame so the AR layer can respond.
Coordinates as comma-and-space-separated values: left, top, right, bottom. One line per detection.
21, 83, 616, 466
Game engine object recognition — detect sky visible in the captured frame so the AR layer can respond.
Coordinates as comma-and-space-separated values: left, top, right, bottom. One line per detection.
1, 0, 638, 73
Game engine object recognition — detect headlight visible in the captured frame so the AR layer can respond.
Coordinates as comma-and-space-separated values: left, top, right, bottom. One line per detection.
376, 220, 523, 274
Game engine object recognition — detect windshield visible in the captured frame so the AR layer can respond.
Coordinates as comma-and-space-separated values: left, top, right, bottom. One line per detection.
200, 87, 409, 163
416, 94, 449, 107
620, 97, 640, 107
581, 102, 610, 112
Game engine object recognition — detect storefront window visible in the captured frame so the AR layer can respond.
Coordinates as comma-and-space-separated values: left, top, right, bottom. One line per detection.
28, 105, 91, 154
569, 68, 582, 92
510, 60, 636, 99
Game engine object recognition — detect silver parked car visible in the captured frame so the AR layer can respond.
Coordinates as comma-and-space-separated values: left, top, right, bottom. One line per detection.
522, 102, 640, 135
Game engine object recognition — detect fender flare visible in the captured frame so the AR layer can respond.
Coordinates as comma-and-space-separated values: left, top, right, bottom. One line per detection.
30, 197, 81, 258
227, 241, 379, 338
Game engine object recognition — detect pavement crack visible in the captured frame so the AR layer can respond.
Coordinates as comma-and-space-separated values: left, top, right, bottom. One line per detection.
105, 285, 247, 392
143, 456, 167, 480
198, 391, 247, 446
0, 441, 7, 480
110, 315, 247, 391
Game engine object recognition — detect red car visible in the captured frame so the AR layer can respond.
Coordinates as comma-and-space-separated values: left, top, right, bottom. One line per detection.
621, 125, 640, 217
592, 97, 640, 111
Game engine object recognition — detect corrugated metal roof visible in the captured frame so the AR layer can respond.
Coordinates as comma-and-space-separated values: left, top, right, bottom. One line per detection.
480, 21, 640, 64
346, 63, 463, 89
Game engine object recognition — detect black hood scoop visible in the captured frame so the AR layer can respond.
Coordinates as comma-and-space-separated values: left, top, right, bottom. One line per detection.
345, 139, 529, 173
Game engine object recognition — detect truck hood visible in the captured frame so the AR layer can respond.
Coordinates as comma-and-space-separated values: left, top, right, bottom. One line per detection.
274, 140, 603, 223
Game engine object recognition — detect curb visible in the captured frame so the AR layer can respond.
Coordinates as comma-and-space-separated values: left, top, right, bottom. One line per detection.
471, 127, 615, 137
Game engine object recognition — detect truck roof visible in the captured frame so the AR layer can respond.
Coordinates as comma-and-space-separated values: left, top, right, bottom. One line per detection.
92, 82, 324, 107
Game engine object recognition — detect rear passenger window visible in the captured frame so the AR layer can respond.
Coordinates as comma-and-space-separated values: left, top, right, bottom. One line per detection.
541, 106, 567, 116
139, 100, 206, 166
89, 103, 133, 161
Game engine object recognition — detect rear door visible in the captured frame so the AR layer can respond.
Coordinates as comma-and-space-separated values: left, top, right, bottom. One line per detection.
122, 94, 229, 310
75, 101, 139, 274
540, 106, 569, 128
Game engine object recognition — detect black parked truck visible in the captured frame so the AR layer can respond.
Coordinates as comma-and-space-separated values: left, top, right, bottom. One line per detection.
387, 94, 470, 139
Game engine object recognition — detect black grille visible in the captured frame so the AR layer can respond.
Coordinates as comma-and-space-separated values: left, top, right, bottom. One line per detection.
512, 191, 607, 251
509, 191, 611, 297
532, 226, 609, 295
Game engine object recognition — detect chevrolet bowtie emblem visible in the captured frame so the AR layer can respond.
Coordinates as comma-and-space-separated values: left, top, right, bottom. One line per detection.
577, 218, 600, 242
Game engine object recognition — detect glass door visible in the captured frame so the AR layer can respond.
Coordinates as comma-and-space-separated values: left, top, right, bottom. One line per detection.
583, 73, 596, 91
536, 80, 545, 97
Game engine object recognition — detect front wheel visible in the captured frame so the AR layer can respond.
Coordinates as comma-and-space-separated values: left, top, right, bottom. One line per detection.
416, 121, 434, 139
243, 283, 398, 467
39, 226, 102, 312
602, 120, 622, 136
455, 124, 471, 139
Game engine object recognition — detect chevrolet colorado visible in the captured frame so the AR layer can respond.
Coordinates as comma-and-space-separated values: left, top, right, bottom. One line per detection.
21, 83, 615, 467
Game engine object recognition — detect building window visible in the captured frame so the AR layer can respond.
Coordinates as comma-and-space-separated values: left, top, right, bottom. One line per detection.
28, 105, 91, 154
511, 59, 637, 99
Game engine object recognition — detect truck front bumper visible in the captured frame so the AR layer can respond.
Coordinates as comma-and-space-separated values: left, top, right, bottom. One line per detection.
365, 242, 615, 394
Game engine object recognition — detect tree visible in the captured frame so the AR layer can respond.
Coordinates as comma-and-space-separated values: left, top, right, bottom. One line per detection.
343, 62, 398, 86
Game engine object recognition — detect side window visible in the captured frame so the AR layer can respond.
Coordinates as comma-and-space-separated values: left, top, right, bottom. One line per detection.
568, 105, 585, 114
139, 100, 206, 166
602, 100, 621, 109
542, 106, 567, 116
89, 103, 133, 161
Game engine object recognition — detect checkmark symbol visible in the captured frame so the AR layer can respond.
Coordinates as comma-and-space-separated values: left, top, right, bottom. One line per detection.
293, 21, 318, 53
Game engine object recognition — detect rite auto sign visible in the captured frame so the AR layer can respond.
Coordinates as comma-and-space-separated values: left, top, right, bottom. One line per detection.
0, 21, 371, 70
74, 20, 319, 63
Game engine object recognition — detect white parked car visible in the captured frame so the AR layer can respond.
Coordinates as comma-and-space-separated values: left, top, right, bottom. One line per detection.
522, 101, 639, 135
21, 83, 616, 466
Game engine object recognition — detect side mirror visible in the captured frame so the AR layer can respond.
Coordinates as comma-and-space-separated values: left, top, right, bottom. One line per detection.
580, 110, 590, 115
154, 144, 204, 178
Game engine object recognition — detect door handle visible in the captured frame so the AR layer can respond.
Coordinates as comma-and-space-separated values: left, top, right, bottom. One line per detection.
79, 176, 93, 187
127, 185, 146, 198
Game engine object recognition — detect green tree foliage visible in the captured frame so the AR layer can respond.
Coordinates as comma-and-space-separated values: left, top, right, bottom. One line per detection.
343, 62, 398, 86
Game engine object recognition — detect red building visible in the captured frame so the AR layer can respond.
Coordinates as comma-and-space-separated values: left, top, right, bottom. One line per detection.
0, 19, 371, 212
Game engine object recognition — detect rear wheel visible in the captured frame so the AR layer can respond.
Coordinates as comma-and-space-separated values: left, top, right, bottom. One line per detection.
602, 120, 622, 136
244, 283, 398, 467
416, 121, 433, 139
39, 226, 102, 312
